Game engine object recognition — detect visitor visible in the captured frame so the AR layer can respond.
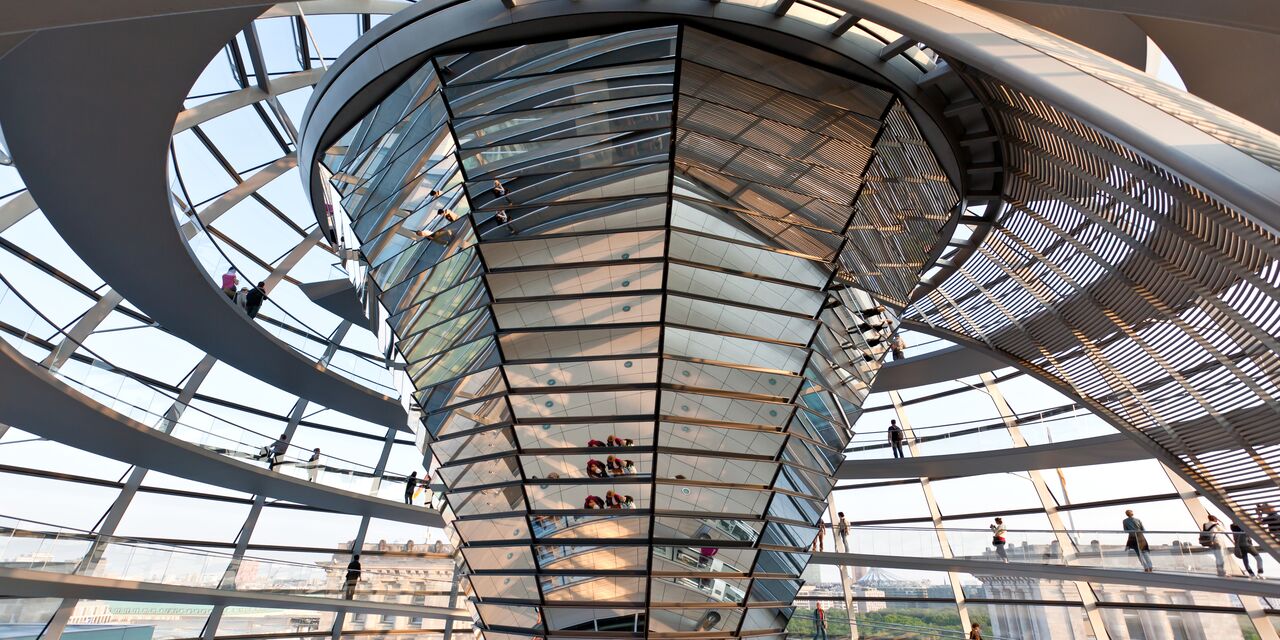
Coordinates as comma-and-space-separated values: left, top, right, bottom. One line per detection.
587, 438, 606, 448
269, 433, 288, 471
492, 180, 506, 198
246, 282, 266, 319
495, 210, 508, 224
234, 287, 248, 310
586, 459, 608, 478
344, 555, 362, 599
888, 420, 905, 459
584, 495, 604, 509
813, 603, 827, 640
623, 459, 637, 475
1200, 514, 1227, 576
989, 517, 1008, 563
607, 455, 624, 476
890, 334, 906, 360
404, 471, 418, 505
813, 521, 826, 552
1232, 522, 1264, 578
837, 512, 850, 552
1259, 504, 1280, 538
968, 622, 983, 640
605, 490, 619, 508
619, 494, 635, 509
697, 532, 718, 588
1123, 509, 1153, 572
221, 268, 238, 299
307, 448, 321, 482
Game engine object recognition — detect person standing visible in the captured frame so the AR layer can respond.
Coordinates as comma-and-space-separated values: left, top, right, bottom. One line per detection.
989, 517, 1008, 563
888, 420, 905, 459
268, 433, 288, 471
1200, 515, 1227, 576
307, 448, 321, 482
404, 471, 418, 505
221, 268, 238, 299
968, 622, 983, 639
813, 521, 826, 552
890, 334, 906, 360
813, 603, 828, 640
837, 512, 850, 552
1123, 509, 1153, 572
1232, 522, 1264, 578
246, 282, 267, 319
343, 555, 362, 599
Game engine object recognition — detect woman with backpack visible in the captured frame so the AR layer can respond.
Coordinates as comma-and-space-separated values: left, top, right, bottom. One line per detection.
1200, 515, 1227, 577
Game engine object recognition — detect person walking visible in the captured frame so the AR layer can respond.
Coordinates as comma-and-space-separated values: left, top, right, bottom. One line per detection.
890, 334, 906, 360
813, 603, 828, 640
404, 471, 418, 505
245, 282, 266, 319
1232, 522, 1264, 578
837, 512, 850, 552
343, 555, 362, 599
1123, 509, 1153, 572
813, 521, 826, 552
1200, 514, 1227, 576
989, 517, 1008, 563
968, 622, 983, 640
307, 448, 321, 482
268, 433, 288, 471
221, 268, 238, 299
888, 420, 905, 459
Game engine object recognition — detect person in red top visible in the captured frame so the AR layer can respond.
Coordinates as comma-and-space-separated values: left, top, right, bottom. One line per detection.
813, 603, 828, 640
586, 459, 608, 478
587, 438, 606, 447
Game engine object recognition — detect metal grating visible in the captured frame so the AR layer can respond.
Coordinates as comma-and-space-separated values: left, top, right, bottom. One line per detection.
907, 72, 1280, 552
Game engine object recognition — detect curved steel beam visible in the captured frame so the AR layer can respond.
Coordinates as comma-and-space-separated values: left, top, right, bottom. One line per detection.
977, 0, 1280, 36
810, 550, 1280, 598
870, 343, 1006, 391
0, 339, 442, 528
0, 566, 469, 621
0, 7, 407, 428
838, 434, 1146, 479
841, 0, 1280, 233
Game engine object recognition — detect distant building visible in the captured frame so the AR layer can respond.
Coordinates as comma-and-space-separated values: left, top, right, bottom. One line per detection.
318, 539, 464, 636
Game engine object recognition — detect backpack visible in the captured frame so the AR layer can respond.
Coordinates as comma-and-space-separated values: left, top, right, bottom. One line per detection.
1198, 524, 1216, 547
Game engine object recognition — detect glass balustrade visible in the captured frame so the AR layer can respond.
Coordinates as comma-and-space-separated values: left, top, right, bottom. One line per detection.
0, 515, 458, 604
0, 274, 427, 505
829, 525, 1267, 580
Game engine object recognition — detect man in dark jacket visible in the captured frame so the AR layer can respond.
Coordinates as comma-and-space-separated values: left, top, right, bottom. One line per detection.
245, 282, 267, 319
888, 420, 905, 459
344, 555, 362, 599
269, 433, 288, 471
